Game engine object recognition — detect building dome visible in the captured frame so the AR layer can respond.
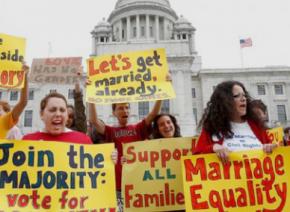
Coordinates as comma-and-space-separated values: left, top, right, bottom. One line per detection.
93, 18, 112, 33
109, 0, 177, 22
115, 0, 171, 9
174, 15, 195, 31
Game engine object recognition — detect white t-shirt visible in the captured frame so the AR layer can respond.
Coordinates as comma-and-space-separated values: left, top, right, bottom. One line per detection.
222, 121, 263, 152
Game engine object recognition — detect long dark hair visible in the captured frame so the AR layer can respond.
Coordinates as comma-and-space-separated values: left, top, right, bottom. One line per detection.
152, 114, 181, 138
198, 80, 261, 139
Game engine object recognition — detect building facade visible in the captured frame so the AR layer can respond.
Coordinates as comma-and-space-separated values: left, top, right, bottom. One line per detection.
1, 0, 289, 136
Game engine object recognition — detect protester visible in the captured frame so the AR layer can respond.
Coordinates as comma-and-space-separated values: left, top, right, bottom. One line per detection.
283, 127, 290, 146
89, 100, 162, 211
87, 120, 106, 144
194, 80, 277, 164
0, 64, 29, 139
152, 113, 181, 138
0, 101, 23, 139
66, 71, 87, 133
248, 99, 268, 129
22, 92, 92, 144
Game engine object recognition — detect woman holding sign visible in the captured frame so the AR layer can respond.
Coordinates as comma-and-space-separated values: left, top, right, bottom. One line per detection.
0, 64, 29, 139
195, 81, 277, 164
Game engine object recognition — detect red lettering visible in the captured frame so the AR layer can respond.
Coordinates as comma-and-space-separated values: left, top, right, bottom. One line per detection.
275, 154, 284, 175
122, 57, 132, 70
125, 184, 134, 208
208, 162, 221, 180
161, 149, 171, 167
209, 190, 223, 212
110, 56, 119, 71
172, 149, 181, 160
7, 194, 18, 206
150, 151, 159, 168
126, 146, 136, 164
99, 61, 110, 73
88, 60, 100, 76
42, 196, 51, 209
233, 161, 243, 179
263, 156, 275, 185
251, 158, 263, 179
184, 158, 207, 181
1, 70, 8, 85
190, 184, 208, 209
68, 197, 78, 209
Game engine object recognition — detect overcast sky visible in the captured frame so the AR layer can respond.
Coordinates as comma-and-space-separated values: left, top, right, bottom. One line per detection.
1, 0, 290, 69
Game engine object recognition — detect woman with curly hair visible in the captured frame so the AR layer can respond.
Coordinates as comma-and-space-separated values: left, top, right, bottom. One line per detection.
195, 80, 277, 164
152, 113, 181, 139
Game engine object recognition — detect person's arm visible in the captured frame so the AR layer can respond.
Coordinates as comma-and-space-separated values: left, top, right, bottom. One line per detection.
145, 100, 162, 126
73, 78, 87, 133
88, 103, 105, 135
11, 64, 29, 121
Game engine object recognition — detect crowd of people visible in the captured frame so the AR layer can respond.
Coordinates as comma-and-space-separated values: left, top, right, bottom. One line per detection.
1, 64, 289, 212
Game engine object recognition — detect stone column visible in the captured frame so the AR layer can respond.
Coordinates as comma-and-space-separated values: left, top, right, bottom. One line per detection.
126, 16, 131, 41
155, 15, 159, 41
136, 15, 140, 39
146, 14, 150, 39
119, 21, 122, 41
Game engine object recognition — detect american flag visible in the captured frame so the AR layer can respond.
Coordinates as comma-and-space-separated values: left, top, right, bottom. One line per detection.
240, 38, 253, 48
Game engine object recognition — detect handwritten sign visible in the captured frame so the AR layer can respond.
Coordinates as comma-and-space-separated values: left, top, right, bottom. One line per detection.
181, 147, 290, 211
86, 48, 176, 104
30, 57, 82, 84
0, 140, 117, 211
122, 137, 195, 212
267, 127, 284, 145
0, 33, 26, 89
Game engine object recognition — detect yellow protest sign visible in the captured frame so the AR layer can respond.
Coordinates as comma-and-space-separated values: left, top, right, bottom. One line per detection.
181, 147, 290, 211
122, 137, 195, 212
0, 33, 26, 89
0, 140, 117, 211
267, 127, 284, 145
86, 48, 176, 104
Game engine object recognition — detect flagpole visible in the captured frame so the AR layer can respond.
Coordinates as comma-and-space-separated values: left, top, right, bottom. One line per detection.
240, 47, 244, 68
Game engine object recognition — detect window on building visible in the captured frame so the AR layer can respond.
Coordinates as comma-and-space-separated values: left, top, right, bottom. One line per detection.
257, 85, 266, 95
277, 105, 287, 122
24, 110, 33, 127
10, 91, 18, 101
192, 88, 196, 98
138, 102, 149, 119
50, 89, 57, 93
274, 84, 284, 95
177, 34, 181, 40
28, 89, 34, 100
161, 100, 170, 114
100, 37, 104, 42
141, 26, 145, 37
133, 27, 137, 38
68, 89, 74, 99
193, 108, 197, 125
182, 34, 187, 40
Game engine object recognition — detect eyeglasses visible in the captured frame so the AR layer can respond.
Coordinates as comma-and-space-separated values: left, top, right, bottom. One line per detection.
233, 93, 246, 99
